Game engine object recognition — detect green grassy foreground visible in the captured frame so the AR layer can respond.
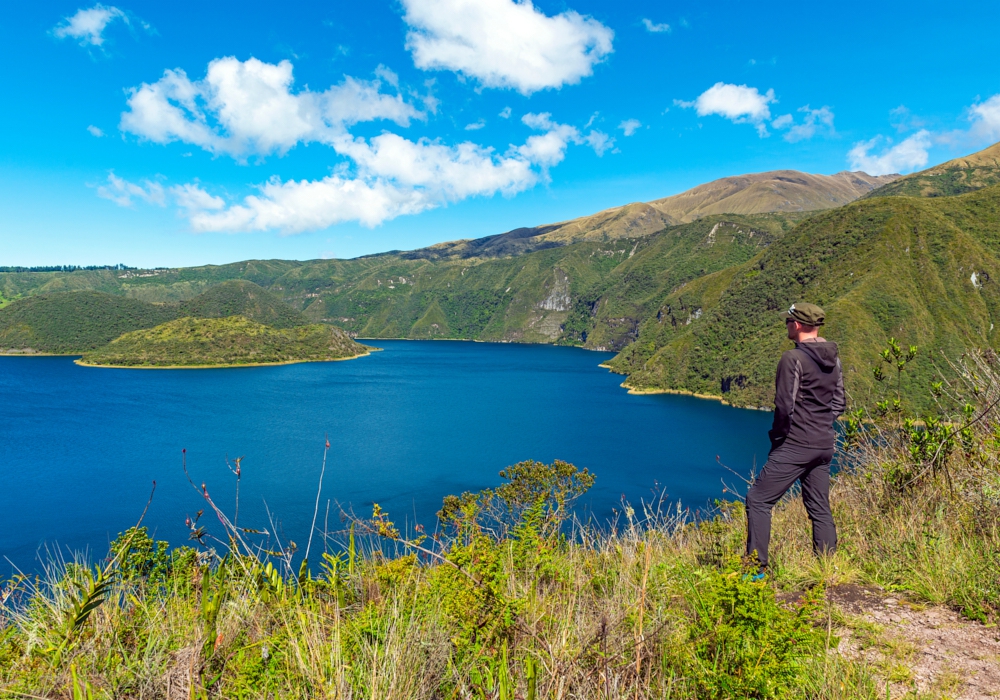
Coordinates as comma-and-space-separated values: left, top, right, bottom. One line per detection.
1, 350, 998, 699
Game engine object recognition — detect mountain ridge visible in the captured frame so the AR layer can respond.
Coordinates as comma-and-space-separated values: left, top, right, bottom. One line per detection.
865, 141, 1000, 199
384, 169, 897, 260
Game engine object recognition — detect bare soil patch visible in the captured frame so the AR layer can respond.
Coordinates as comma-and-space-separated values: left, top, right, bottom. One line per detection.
828, 584, 1000, 699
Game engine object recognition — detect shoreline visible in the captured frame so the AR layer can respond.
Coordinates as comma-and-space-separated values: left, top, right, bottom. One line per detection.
0, 351, 68, 357
598, 362, 770, 411
73, 347, 376, 370
356, 336, 612, 352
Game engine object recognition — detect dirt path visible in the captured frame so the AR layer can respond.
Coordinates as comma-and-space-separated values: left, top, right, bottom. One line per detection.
828, 584, 1000, 699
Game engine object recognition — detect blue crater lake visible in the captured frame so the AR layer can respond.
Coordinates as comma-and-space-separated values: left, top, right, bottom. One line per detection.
0, 340, 772, 572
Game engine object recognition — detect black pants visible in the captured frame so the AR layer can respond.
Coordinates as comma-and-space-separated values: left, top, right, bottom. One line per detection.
745, 442, 837, 568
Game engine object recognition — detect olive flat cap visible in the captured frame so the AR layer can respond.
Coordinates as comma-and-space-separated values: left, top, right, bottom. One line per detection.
782, 302, 825, 326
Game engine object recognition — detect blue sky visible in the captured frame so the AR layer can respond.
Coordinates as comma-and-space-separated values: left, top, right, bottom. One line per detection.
3, 0, 999, 267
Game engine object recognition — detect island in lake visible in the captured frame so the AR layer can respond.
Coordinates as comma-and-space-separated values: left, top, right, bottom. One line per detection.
0, 279, 372, 367
77, 315, 370, 368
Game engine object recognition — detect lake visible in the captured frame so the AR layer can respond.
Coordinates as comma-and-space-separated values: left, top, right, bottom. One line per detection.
0, 340, 772, 572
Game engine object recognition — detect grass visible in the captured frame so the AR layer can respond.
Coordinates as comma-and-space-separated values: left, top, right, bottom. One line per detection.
1, 349, 999, 698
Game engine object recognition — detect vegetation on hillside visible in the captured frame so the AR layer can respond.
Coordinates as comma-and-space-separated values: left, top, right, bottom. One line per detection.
1, 346, 998, 698
608, 184, 1000, 411
0, 281, 308, 355
80, 316, 368, 367
177, 279, 309, 328
2, 144, 1000, 407
0, 292, 176, 353
866, 141, 1000, 199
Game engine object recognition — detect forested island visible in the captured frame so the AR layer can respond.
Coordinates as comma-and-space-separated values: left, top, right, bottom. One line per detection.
78, 316, 369, 368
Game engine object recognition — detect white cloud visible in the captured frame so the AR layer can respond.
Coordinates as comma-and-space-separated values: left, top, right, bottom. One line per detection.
87, 125, 104, 137
465, 119, 486, 130
583, 130, 614, 156
374, 64, 399, 88
498, 106, 512, 119
968, 94, 1000, 143
52, 4, 127, 47
770, 114, 792, 129
618, 118, 641, 136
111, 56, 614, 233
186, 130, 543, 233
641, 18, 671, 33
401, 0, 614, 94
120, 111, 605, 233
96, 172, 165, 207
771, 105, 835, 142
520, 112, 612, 163
120, 57, 422, 160
848, 130, 932, 176
171, 183, 225, 212
678, 82, 776, 136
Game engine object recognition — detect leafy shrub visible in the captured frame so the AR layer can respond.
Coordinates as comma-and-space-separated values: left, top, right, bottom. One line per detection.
677, 567, 827, 699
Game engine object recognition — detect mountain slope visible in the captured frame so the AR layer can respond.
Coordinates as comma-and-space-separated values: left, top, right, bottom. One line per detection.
0, 280, 308, 354
0, 292, 176, 353
649, 170, 898, 222
606, 183, 1000, 410
390, 170, 894, 260
866, 141, 1000, 199
177, 279, 308, 327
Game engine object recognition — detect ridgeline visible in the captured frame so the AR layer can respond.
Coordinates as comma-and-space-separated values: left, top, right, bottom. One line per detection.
3, 143, 1000, 406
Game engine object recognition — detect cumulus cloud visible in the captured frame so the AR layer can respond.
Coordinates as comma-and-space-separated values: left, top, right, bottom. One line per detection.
111, 54, 616, 233
120, 57, 422, 159
96, 172, 165, 207
498, 106, 512, 119
465, 119, 486, 130
52, 4, 127, 47
641, 19, 670, 33
771, 105, 835, 142
677, 82, 776, 136
519, 112, 612, 163
848, 130, 932, 176
171, 183, 225, 212
87, 125, 104, 137
186, 129, 544, 233
968, 94, 1000, 143
846, 93, 1000, 176
111, 109, 607, 233
618, 119, 641, 136
401, 0, 613, 94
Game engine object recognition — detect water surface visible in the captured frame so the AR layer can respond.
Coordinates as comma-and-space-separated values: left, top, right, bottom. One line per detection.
0, 341, 772, 571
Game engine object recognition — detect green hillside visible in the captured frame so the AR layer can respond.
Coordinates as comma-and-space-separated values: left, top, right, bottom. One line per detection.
80, 316, 369, 367
4, 146, 1000, 407
606, 183, 1000, 410
177, 279, 308, 327
0, 292, 176, 354
0, 281, 307, 354
866, 141, 1000, 199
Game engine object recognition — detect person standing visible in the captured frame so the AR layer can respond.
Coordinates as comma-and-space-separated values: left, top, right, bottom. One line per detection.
745, 302, 845, 579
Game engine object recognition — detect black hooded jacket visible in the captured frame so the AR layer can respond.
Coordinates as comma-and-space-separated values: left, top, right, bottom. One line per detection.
769, 339, 846, 450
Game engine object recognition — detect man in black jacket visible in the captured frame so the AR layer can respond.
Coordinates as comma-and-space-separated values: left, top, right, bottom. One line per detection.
745, 302, 845, 578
